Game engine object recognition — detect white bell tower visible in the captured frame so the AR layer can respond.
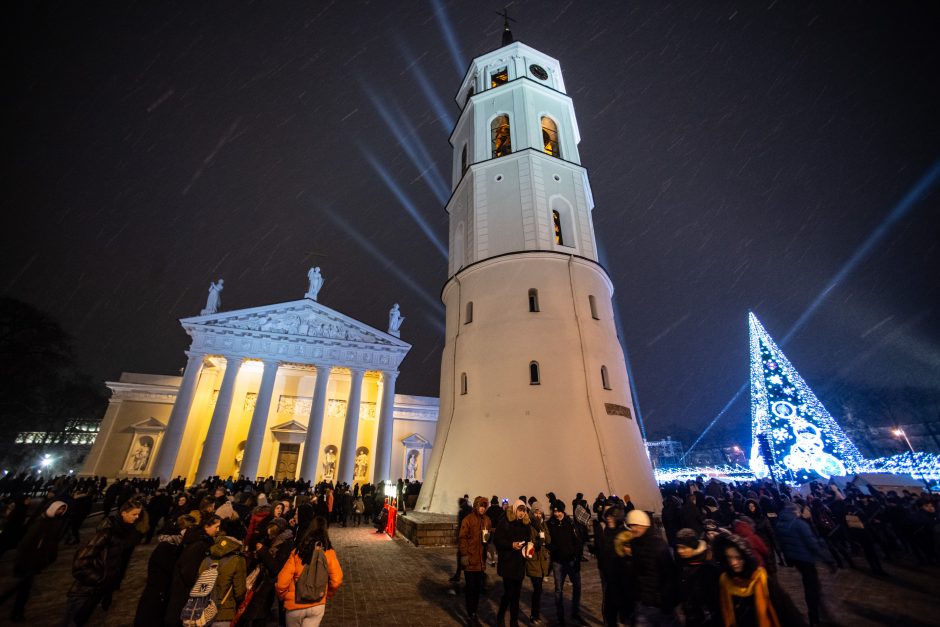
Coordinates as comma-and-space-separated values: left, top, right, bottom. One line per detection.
417, 27, 660, 514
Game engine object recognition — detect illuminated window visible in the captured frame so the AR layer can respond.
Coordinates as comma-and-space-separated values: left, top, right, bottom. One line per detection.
490, 67, 508, 88
528, 288, 540, 313
601, 365, 611, 390
460, 372, 468, 395
552, 210, 564, 245
491, 115, 512, 158
465, 301, 473, 323
589, 295, 599, 320
529, 361, 541, 385
541, 117, 559, 157
461, 144, 468, 175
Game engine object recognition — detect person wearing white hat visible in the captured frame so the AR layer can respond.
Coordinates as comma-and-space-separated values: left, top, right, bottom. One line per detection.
626, 509, 680, 625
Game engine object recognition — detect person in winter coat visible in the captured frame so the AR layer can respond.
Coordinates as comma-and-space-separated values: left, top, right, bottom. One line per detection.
63, 498, 144, 626
165, 514, 221, 626
774, 503, 834, 627
457, 496, 492, 626
525, 503, 552, 625
681, 494, 706, 535
547, 500, 586, 626
744, 500, 783, 567
134, 515, 197, 627
0, 500, 68, 621
715, 534, 780, 627
674, 528, 721, 627
627, 509, 679, 626
276, 516, 343, 627
145, 488, 173, 543
0, 495, 31, 558
486, 496, 505, 567
243, 519, 295, 626
196, 535, 247, 625
494, 500, 531, 627
732, 518, 772, 574
595, 504, 634, 627
67, 488, 94, 545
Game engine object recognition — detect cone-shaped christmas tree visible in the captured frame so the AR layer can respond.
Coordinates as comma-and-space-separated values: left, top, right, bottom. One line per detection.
749, 312, 863, 480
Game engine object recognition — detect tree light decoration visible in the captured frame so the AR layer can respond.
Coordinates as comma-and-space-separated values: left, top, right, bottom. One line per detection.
748, 313, 864, 480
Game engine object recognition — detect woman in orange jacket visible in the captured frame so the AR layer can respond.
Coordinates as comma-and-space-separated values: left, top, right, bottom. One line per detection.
276, 516, 343, 627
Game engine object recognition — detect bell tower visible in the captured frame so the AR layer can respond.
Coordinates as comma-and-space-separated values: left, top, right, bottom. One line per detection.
416, 32, 659, 513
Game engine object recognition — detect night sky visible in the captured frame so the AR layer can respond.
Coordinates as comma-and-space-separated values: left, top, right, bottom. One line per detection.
5, 2, 939, 447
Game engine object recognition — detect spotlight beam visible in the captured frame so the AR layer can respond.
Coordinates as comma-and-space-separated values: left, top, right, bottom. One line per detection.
431, 0, 465, 77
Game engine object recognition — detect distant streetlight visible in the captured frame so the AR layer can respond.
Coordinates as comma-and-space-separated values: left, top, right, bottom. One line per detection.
894, 427, 930, 489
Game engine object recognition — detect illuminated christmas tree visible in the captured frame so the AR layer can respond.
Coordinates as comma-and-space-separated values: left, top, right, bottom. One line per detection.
748, 312, 863, 481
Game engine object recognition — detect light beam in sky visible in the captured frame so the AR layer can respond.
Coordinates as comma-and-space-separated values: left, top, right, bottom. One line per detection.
396, 39, 455, 133
431, 0, 464, 77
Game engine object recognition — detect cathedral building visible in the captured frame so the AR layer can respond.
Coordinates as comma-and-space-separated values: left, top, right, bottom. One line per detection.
82, 289, 439, 486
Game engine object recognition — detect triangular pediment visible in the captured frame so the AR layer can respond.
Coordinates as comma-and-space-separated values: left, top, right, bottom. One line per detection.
401, 433, 432, 448
270, 419, 307, 434
181, 299, 409, 349
123, 417, 166, 433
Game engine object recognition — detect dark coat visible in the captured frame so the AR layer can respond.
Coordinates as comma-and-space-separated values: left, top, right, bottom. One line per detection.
630, 531, 679, 611
547, 514, 581, 564
164, 528, 214, 625
494, 517, 530, 580
677, 552, 721, 626
134, 535, 184, 627
680, 500, 705, 534
775, 507, 826, 564
14, 512, 68, 577
243, 530, 294, 621
70, 515, 138, 591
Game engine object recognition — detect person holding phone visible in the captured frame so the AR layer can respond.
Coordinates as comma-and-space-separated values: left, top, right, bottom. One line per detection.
494, 500, 532, 627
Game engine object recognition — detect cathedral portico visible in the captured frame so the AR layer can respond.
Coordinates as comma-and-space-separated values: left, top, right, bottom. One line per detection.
85, 291, 421, 485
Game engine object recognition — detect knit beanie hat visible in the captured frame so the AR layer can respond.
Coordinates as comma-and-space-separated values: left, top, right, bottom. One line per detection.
215, 501, 236, 520
552, 500, 566, 513
626, 509, 650, 527
675, 528, 700, 550
46, 500, 68, 518
529, 500, 544, 514
257, 493, 268, 507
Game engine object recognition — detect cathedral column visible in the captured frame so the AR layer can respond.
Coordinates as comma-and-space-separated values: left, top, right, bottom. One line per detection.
152, 351, 205, 483
298, 364, 332, 481
337, 368, 366, 484
240, 359, 279, 480
372, 371, 398, 483
195, 355, 243, 480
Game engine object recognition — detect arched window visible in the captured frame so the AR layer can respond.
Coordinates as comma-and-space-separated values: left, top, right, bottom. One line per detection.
461, 144, 468, 175
491, 115, 512, 158
528, 288, 540, 313
465, 301, 473, 324
589, 295, 599, 320
460, 372, 468, 395
541, 116, 559, 157
601, 365, 611, 390
529, 361, 541, 385
552, 210, 564, 246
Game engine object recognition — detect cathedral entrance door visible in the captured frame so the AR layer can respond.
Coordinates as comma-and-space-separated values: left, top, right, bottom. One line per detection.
275, 443, 300, 480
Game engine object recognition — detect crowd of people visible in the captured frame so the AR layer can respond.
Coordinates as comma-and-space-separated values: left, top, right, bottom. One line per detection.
0, 470, 936, 626
454, 479, 938, 626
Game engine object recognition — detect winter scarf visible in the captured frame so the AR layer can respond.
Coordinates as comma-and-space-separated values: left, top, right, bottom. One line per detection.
718, 566, 780, 627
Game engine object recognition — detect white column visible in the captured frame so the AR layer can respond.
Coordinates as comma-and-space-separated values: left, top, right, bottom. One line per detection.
372, 371, 398, 483
240, 359, 279, 480
152, 352, 205, 483
298, 364, 332, 481
195, 355, 242, 480
337, 368, 366, 484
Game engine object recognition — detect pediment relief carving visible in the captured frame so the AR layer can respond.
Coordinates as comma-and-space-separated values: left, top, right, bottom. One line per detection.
189, 302, 400, 347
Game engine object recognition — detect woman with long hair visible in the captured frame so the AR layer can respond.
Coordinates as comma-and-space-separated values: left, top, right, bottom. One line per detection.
715, 534, 780, 627
276, 516, 343, 627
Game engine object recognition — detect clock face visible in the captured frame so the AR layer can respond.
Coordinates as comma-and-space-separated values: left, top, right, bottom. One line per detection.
529, 64, 548, 80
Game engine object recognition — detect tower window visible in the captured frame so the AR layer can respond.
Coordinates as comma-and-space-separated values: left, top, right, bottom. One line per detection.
490, 67, 508, 88
541, 117, 560, 157
529, 361, 540, 385
552, 210, 564, 246
589, 295, 599, 320
460, 372, 468, 395
491, 115, 512, 159
461, 144, 468, 175
528, 288, 540, 313
465, 301, 473, 324
601, 365, 611, 390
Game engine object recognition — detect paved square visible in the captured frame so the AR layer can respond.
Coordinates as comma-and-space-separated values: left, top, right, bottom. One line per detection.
1, 514, 938, 626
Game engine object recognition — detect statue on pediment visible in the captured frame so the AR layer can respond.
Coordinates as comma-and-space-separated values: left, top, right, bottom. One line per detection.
201, 279, 224, 315
306, 267, 324, 301
388, 303, 405, 338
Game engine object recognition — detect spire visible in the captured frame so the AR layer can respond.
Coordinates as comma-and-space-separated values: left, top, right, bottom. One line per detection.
748, 313, 863, 481
496, 7, 516, 46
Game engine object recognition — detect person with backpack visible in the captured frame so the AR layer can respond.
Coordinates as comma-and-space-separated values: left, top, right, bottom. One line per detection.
166, 514, 222, 626
183, 535, 247, 626
276, 516, 343, 627
134, 515, 198, 627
